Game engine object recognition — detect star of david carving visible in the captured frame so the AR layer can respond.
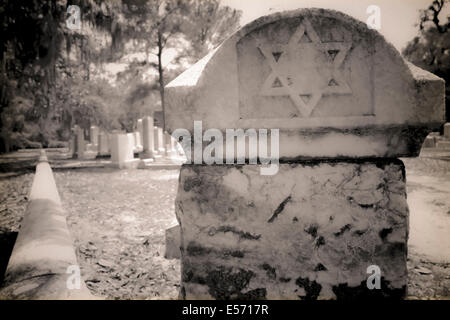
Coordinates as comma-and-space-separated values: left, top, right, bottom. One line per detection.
256, 19, 352, 117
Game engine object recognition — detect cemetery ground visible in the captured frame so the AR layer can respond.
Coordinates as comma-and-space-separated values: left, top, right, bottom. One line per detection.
0, 155, 449, 299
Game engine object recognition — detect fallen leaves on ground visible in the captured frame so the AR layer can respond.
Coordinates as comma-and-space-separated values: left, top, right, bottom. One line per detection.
0, 161, 449, 299
54, 168, 181, 299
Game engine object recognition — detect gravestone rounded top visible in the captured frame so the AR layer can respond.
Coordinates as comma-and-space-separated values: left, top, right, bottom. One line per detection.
166, 8, 445, 158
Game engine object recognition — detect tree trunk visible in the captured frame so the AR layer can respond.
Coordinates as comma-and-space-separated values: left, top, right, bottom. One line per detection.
157, 31, 165, 132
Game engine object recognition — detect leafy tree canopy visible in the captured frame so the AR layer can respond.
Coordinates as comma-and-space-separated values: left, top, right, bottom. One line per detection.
0, 0, 241, 152
403, 0, 450, 122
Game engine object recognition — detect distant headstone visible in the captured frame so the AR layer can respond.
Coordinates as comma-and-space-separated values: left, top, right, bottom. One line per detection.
444, 123, 450, 139
153, 126, 159, 154
137, 119, 144, 146
75, 127, 85, 160
110, 133, 139, 169
165, 225, 181, 259
164, 132, 172, 156
90, 126, 99, 146
170, 136, 178, 156
83, 143, 98, 159
436, 140, 450, 149
156, 127, 165, 154
98, 132, 110, 156
422, 135, 436, 148
68, 136, 76, 157
165, 9, 445, 299
141, 117, 155, 158
133, 132, 143, 153
68, 127, 77, 158
127, 133, 136, 153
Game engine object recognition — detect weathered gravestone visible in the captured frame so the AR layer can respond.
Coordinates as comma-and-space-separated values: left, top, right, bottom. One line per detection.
110, 133, 139, 169
127, 133, 137, 154
68, 135, 76, 158
156, 127, 165, 154
90, 125, 99, 146
422, 135, 436, 148
68, 126, 78, 158
98, 132, 110, 156
165, 225, 181, 259
133, 132, 143, 153
164, 132, 175, 157
75, 126, 85, 160
165, 9, 445, 299
141, 117, 155, 159
137, 119, 144, 146
169, 135, 180, 158
444, 123, 450, 139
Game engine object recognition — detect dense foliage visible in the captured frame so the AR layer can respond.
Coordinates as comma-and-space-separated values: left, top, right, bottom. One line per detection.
0, 0, 241, 152
403, 0, 450, 122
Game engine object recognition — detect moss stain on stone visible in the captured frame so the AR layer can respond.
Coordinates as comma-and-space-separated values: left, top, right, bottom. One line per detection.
236, 288, 267, 300
259, 263, 276, 280
379, 228, 393, 240
198, 267, 256, 300
186, 242, 245, 259
267, 195, 292, 223
295, 277, 322, 300
334, 224, 352, 237
304, 224, 318, 238
353, 229, 367, 236
332, 278, 406, 300
209, 226, 261, 240
315, 236, 326, 247
314, 263, 327, 271
183, 177, 202, 192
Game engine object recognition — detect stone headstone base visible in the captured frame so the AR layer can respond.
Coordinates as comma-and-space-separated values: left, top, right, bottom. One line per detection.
107, 159, 140, 169
176, 160, 408, 299
133, 146, 144, 154
444, 123, 450, 139
139, 151, 156, 160
422, 136, 436, 148
165, 225, 181, 259
83, 150, 98, 160
97, 151, 111, 157
138, 159, 154, 168
436, 141, 450, 149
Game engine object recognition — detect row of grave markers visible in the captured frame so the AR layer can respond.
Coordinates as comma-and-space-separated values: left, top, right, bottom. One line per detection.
68, 116, 182, 168
422, 123, 450, 149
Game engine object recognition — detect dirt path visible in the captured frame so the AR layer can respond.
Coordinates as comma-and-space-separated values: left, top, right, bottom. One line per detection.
407, 174, 450, 262
0, 173, 33, 284
0, 158, 449, 299
403, 158, 450, 299
54, 168, 181, 299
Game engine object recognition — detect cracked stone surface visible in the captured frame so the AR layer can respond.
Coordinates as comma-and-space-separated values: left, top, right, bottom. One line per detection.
176, 160, 408, 299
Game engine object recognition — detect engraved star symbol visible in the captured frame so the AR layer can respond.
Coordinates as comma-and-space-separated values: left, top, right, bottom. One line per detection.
255, 19, 352, 117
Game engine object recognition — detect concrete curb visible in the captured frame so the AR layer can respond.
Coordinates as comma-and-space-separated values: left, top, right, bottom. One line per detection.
0, 150, 94, 299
